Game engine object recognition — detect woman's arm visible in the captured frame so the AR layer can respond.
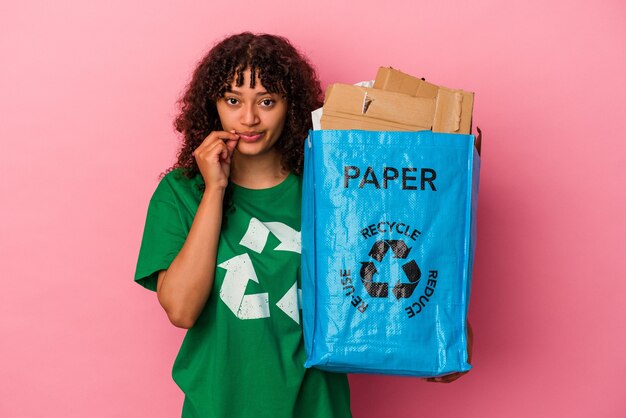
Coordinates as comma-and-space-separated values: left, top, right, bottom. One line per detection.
156, 131, 239, 329
156, 187, 224, 328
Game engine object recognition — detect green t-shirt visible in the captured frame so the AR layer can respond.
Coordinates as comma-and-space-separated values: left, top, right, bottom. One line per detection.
135, 169, 352, 418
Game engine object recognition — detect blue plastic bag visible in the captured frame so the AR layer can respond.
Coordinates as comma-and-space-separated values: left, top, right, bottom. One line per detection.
301, 129, 479, 377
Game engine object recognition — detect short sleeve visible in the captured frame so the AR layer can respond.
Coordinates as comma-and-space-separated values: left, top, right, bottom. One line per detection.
134, 196, 187, 291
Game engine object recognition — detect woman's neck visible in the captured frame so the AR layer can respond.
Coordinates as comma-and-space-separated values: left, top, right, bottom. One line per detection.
229, 150, 288, 189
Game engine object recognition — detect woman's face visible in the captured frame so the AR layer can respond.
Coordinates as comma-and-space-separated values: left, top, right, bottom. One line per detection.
216, 68, 287, 158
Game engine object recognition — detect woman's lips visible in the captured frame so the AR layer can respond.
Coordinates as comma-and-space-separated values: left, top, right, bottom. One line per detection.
237, 131, 263, 142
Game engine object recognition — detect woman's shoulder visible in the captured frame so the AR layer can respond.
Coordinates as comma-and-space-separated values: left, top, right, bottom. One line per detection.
152, 168, 204, 202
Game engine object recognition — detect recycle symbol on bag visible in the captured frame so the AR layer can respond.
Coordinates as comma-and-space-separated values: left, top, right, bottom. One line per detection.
359, 240, 421, 299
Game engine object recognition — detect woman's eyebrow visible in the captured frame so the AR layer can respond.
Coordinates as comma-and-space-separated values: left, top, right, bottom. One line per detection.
227, 90, 272, 96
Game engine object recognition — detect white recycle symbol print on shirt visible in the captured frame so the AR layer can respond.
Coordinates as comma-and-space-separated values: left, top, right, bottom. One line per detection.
218, 218, 302, 323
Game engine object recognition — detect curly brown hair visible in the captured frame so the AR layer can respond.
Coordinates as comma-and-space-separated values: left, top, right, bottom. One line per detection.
170, 32, 322, 181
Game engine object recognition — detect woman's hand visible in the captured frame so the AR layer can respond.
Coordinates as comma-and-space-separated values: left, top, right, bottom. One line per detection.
192, 130, 239, 190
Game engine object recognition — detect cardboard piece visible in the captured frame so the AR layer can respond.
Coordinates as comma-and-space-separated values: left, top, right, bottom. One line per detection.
319, 67, 474, 135
374, 67, 474, 135
320, 84, 435, 131
374, 67, 439, 98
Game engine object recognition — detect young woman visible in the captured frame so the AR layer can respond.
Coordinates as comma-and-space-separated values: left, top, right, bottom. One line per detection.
134, 33, 352, 417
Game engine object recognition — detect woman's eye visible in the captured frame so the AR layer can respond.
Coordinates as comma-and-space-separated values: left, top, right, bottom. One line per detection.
225, 97, 239, 105
260, 99, 274, 107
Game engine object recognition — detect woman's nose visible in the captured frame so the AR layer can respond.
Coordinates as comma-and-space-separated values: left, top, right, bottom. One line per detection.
241, 104, 260, 126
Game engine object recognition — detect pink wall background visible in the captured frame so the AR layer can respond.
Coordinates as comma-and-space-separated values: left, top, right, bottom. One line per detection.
1, 0, 624, 417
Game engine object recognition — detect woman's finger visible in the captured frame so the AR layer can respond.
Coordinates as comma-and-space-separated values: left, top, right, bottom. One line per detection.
425, 371, 467, 383
194, 131, 239, 155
